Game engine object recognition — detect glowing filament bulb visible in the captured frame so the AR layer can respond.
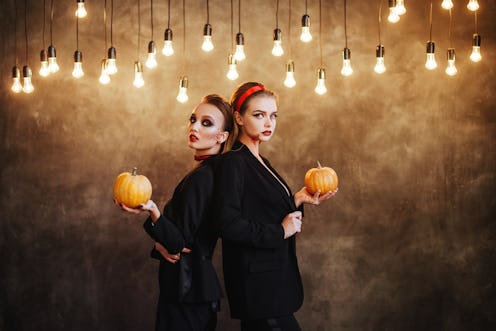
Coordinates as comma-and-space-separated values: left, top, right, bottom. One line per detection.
106, 46, 118, 74
226, 54, 239, 80
314, 68, 327, 95
72, 50, 84, 78
467, 0, 479, 11
388, 0, 400, 23
442, 0, 453, 10
234, 33, 246, 61
99, 59, 110, 84
176, 76, 189, 103
22, 65, 34, 93
425, 41, 437, 70
470, 34, 481, 62
133, 61, 145, 88
395, 0, 406, 15
284, 60, 296, 88
39, 49, 50, 77
146, 41, 158, 69
445, 48, 457, 76
300, 14, 312, 42
374, 45, 386, 74
341, 48, 353, 77
75, 0, 87, 18
11, 66, 22, 93
162, 28, 174, 56
272, 28, 284, 56
201, 24, 214, 52
47, 45, 59, 73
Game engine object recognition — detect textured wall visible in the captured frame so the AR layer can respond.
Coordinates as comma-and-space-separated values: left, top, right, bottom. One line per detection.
1, 0, 495, 330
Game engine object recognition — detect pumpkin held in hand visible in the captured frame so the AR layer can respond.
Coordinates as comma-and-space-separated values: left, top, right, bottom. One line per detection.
304, 161, 338, 195
113, 167, 152, 208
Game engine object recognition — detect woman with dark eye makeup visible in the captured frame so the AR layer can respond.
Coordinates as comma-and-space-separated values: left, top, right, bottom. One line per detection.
116, 94, 233, 331
213, 82, 338, 331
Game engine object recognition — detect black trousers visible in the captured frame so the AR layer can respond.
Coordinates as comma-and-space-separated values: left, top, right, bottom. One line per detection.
240, 315, 301, 331
155, 301, 218, 331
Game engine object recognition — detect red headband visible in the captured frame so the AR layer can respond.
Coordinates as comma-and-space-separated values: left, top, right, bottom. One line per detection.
235, 85, 265, 112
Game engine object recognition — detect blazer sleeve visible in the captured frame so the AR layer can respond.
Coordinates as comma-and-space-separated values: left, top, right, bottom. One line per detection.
143, 213, 185, 255
214, 153, 285, 249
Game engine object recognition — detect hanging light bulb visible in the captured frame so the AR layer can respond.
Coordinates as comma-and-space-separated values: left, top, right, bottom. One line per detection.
234, 33, 246, 61
374, 45, 386, 74
388, 0, 400, 23
467, 0, 479, 11
314, 67, 327, 95
445, 48, 457, 76
132, 61, 145, 88
47, 45, 59, 73
99, 59, 110, 84
22, 65, 34, 93
425, 41, 437, 70
75, 0, 87, 18
146, 41, 158, 68
162, 28, 174, 56
284, 60, 296, 88
470, 33, 481, 62
72, 50, 84, 78
106, 46, 117, 74
441, 0, 453, 10
395, 0, 406, 15
272, 28, 284, 56
341, 47, 353, 76
300, 14, 312, 42
11, 66, 22, 93
39, 49, 50, 77
176, 76, 189, 103
226, 54, 239, 80
201, 23, 214, 52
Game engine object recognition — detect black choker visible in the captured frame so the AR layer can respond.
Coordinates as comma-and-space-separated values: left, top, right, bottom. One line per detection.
194, 154, 216, 161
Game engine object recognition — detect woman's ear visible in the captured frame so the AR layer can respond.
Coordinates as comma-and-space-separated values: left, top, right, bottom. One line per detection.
216, 131, 229, 144
234, 111, 243, 126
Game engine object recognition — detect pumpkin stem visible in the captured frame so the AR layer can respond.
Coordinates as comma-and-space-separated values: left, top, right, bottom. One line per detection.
132, 167, 138, 176
317, 161, 322, 169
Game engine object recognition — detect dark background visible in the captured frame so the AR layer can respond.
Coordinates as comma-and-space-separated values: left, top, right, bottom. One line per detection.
1, 0, 495, 330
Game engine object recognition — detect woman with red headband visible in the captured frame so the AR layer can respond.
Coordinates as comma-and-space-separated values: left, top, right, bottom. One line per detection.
213, 82, 338, 330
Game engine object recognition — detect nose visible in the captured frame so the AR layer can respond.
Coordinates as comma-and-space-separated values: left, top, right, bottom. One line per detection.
190, 121, 200, 131
265, 116, 273, 127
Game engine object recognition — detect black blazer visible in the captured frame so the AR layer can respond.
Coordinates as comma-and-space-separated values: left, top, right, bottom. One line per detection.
143, 156, 223, 304
213, 142, 304, 320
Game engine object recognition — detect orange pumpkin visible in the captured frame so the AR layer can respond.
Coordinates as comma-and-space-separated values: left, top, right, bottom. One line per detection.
304, 161, 338, 195
113, 167, 152, 208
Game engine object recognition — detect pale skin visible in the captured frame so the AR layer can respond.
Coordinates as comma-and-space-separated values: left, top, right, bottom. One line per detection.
234, 94, 338, 239
116, 102, 229, 263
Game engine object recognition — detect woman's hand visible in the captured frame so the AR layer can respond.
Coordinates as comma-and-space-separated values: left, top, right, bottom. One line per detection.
294, 187, 338, 207
281, 211, 302, 239
154, 242, 192, 264
114, 199, 161, 221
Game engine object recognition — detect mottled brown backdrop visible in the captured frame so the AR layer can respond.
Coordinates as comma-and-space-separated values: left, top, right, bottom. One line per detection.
1, 0, 495, 330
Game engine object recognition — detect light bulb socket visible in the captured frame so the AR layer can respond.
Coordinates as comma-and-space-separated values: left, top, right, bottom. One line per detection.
317, 67, 326, 79
273, 28, 282, 41
343, 47, 351, 60
48, 45, 57, 58
77, 0, 85, 3
472, 34, 481, 47
108, 46, 117, 59
388, 0, 397, 8
164, 28, 173, 41
203, 23, 212, 36
40, 49, 48, 61
228, 53, 237, 65
179, 76, 188, 88
301, 14, 310, 28
376, 45, 385, 57
447, 48, 456, 61
22, 65, 32, 78
236, 32, 245, 45
74, 50, 83, 62
134, 61, 143, 73
148, 40, 156, 53
12, 66, 21, 78
286, 60, 295, 72
426, 41, 435, 54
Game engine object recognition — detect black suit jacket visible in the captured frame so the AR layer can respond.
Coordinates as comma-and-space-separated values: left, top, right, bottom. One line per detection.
143, 156, 223, 304
213, 142, 304, 320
